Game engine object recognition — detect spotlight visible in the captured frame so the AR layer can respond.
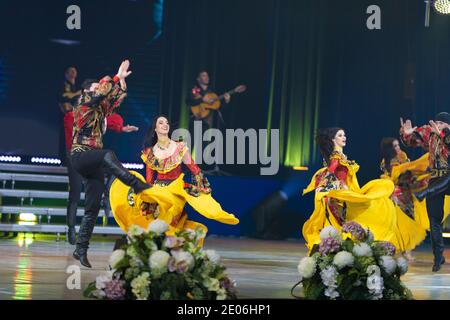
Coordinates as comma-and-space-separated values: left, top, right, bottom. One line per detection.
293, 166, 309, 171
31, 157, 61, 165
0, 155, 21, 163
434, 0, 450, 15
19, 213, 37, 223
122, 163, 144, 170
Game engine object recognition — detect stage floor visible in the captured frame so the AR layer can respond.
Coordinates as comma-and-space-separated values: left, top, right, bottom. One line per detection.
0, 234, 449, 300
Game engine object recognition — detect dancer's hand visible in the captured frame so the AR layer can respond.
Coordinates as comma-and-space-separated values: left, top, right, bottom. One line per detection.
429, 120, 441, 135
400, 118, 417, 135
122, 125, 139, 133
116, 60, 132, 80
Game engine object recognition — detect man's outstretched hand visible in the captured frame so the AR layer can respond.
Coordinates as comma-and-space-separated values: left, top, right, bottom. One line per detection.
117, 60, 132, 80
400, 118, 417, 135
122, 125, 139, 133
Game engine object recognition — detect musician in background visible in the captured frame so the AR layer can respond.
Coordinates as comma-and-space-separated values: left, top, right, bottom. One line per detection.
59, 67, 82, 114
186, 70, 231, 130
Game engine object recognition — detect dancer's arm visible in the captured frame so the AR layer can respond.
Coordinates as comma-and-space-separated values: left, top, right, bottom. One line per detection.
328, 158, 348, 184
145, 165, 155, 185
182, 150, 211, 194
106, 113, 124, 132
399, 118, 430, 149
106, 114, 139, 133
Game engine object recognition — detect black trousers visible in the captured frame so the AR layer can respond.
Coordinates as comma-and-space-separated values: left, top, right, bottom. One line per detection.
425, 177, 450, 262
70, 149, 114, 251
66, 152, 83, 228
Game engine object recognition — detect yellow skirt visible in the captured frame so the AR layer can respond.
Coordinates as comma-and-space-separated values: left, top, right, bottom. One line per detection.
109, 171, 239, 243
302, 172, 426, 253
389, 153, 450, 230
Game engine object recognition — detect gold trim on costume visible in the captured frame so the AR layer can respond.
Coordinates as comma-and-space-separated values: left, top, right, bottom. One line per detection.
141, 141, 189, 174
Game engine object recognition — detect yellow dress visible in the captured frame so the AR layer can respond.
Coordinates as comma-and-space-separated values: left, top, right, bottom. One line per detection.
387, 152, 450, 230
109, 141, 239, 246
302, 148, 426, 253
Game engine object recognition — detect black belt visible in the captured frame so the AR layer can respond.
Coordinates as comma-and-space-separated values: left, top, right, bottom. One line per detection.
430, 169, 450, 178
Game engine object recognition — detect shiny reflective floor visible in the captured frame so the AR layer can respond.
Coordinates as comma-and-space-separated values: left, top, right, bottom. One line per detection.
0, 234, 449, 300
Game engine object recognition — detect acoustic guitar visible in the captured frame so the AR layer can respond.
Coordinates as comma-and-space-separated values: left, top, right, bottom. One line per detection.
191, 85, 247, 119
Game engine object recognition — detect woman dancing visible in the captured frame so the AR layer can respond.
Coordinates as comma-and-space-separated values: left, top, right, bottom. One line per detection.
109, 116, 239, 246
380, 138, 431, 260
302, 128, 426, 254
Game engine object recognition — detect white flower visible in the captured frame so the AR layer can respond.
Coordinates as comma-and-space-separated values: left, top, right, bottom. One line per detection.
320, 266, 339, 299
320, 226, 342, 241
127, 225, 145, 237
109, 249, 126, 269
95, 270, 114, 290
205, 250, 221, 265
297, 257, 317, 279
352, 243, 373, 257
380, 256, 397, 275
366, 265, 384, 300
366, 265, 381, 276
320, 266, 338, 287
324, 287, 340, 299
367, 274, 384, 300
333, 251, 354, 270
171, 250, 195, 272
203, 277, 220, 292
216, 288, 227, 300
92, 289, 106, 298
147, 219, 169, 234
149, 250, 170, 270
396, 257, 408, 275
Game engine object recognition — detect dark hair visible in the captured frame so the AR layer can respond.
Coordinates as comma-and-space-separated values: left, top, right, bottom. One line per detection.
197, 70, 208, 78
316, 127, 344, 165
143, 115, 173, 150
380, 137, 398, 174
435, 112, 450, 125
81, 79, 97, 90
65, 66, 77, 74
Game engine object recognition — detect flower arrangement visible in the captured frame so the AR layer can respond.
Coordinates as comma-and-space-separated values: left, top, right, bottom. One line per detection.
293, 222, 413, 300
84, 220, 237, 300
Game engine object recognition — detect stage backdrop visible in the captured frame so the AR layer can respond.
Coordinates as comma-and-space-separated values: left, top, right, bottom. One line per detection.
161, 0, 450, 182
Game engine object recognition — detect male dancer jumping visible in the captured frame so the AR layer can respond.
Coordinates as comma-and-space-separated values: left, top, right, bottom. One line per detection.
61, 74, 138, 245
70, 60, 149, 267
400, 112, 450, 272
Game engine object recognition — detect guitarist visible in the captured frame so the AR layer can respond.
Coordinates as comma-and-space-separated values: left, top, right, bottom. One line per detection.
186, 70, 230, 130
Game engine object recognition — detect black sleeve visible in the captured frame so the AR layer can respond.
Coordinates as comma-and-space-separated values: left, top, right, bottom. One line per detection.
443, 127, 450, 148
78, 77, 120, 108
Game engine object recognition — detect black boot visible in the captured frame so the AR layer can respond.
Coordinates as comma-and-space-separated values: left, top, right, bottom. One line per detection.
68, 226, 77, 245
432, 256, 446, 272
102, 151, 150, 194
73, 247, 92, 268
75, 213, 97, 268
